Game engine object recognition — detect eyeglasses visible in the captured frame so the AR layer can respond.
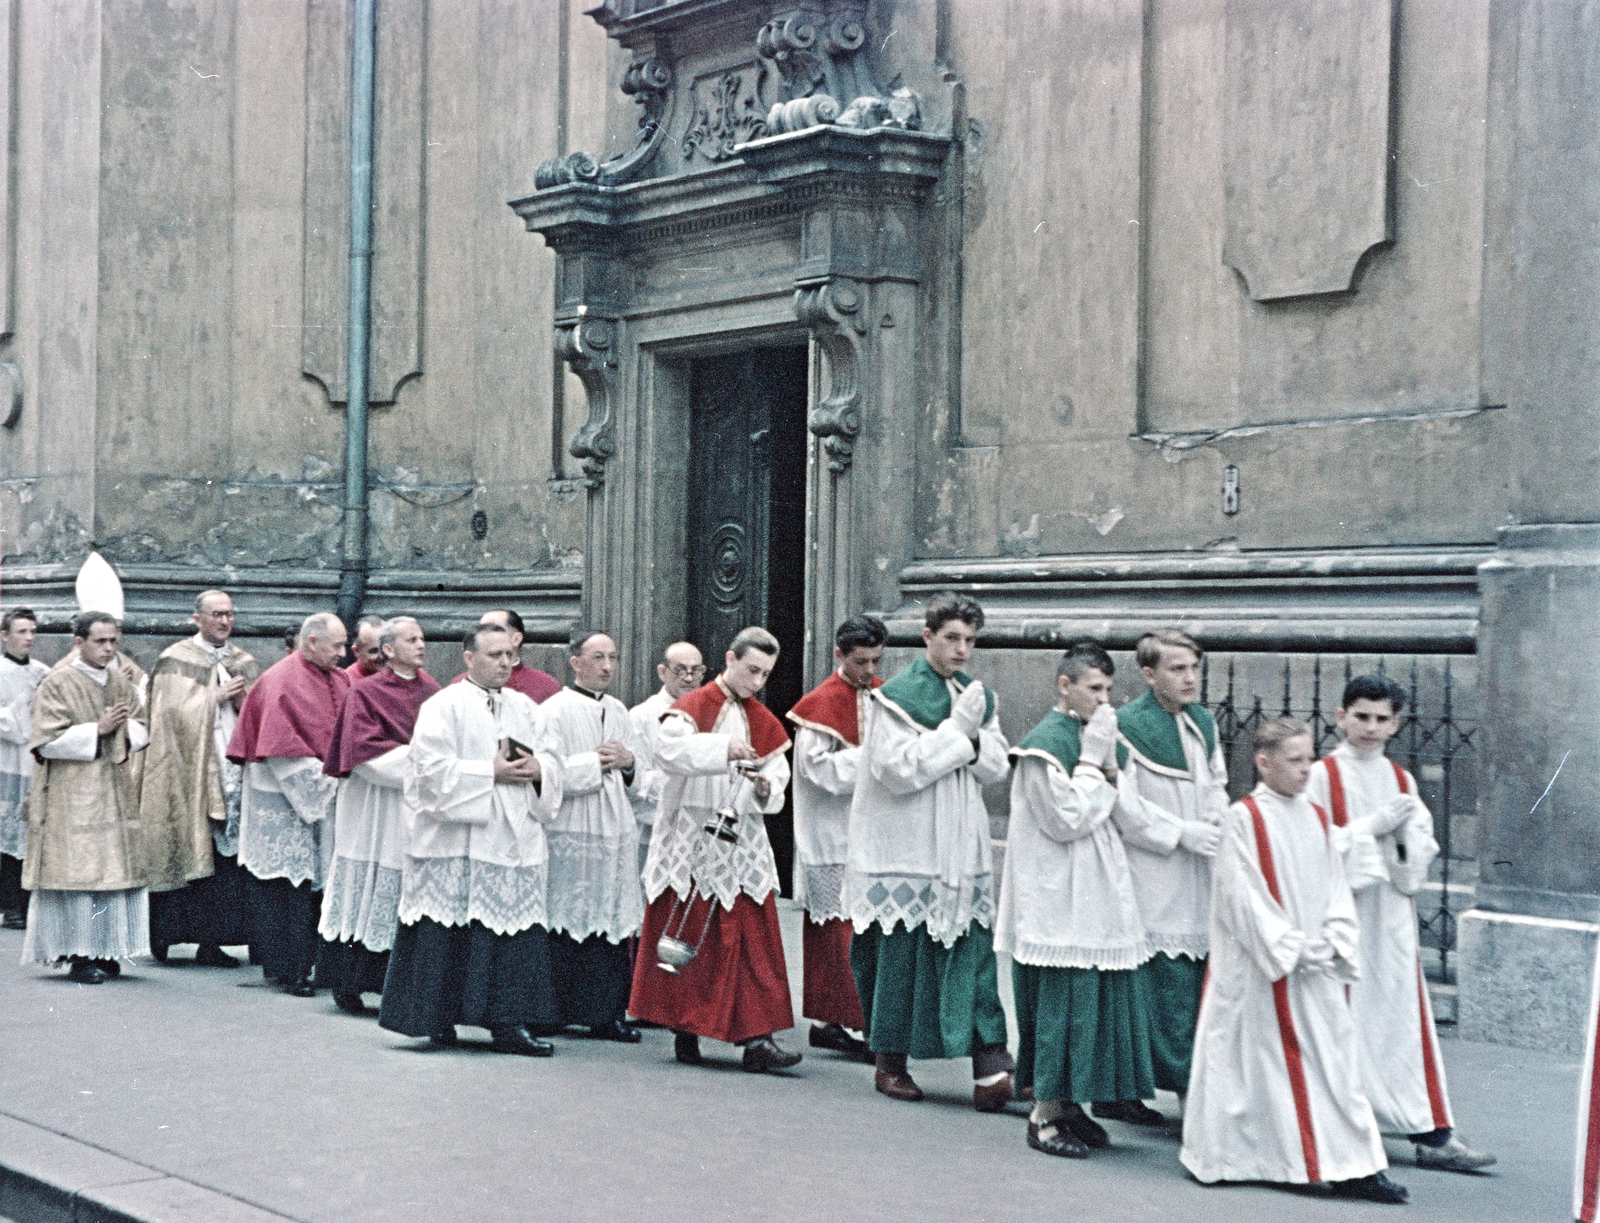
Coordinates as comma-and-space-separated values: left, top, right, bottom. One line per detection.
668, 664, 706, 679
201, 610, 235, 620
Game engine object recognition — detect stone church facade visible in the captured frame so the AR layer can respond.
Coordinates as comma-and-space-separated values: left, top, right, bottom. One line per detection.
0, 0, 1593, 1051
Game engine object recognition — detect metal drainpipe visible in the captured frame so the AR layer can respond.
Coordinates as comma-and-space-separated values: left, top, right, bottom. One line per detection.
337, 0, 377, 632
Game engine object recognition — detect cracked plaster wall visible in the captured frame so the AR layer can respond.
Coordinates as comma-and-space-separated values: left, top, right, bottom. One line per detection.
935, 0, 1513, 562
1, 1, 588, 584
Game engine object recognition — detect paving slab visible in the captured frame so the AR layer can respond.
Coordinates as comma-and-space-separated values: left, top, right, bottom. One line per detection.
0, 904, 1581, 1223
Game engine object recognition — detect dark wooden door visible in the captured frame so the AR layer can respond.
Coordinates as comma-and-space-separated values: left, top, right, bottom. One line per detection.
687, 345, 809, 891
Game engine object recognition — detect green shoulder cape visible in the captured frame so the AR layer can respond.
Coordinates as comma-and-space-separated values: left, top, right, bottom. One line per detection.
876, 657, 996, 731
1011, 709, 1128, 772
1116, 688, 1216, 777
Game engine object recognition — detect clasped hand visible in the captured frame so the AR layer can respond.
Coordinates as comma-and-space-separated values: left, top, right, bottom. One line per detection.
493, 741, 541, 784
96, 702, 131, 736
597, 739, 634, 772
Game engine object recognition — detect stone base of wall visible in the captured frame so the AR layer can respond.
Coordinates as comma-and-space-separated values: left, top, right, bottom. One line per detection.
1458, 907, 1597, 1055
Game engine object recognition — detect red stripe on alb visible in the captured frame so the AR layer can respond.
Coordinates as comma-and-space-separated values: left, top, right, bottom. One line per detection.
1322, 757, 1348, 827
1408, 899, 1451, 1129
1583, 990, 1600, 1223
1392, 761, 1411, 794
1243, 795, 1322, 1184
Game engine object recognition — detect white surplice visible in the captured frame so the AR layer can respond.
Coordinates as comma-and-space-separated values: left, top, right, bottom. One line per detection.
0, 653, 48, 860
642, 700, 788, 909
540, 686, 644, 943
1307, 742, 1452, 1136
629, 688, 675, 876
791, 705, 866, 922
996, 753, 1147, 970
239, 757, 335, 889
1180, 784, 1387, 1186
844, 688, 1010, 948
398, 681, 563, 935
318, 745, 409, 952
1114, 717, 1229, 959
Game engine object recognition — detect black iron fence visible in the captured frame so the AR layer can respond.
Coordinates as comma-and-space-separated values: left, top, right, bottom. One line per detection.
1201, 654, 1476, 985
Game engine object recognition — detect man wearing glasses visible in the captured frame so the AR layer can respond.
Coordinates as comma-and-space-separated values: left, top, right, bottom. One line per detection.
140, 590, 262, 967
629, 642, 705, 875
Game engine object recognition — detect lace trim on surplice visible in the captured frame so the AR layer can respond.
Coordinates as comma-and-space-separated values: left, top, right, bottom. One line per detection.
793, 862, 848, 922
543, 829, 644, 943
239, 786, 322, 888
642, 806, 779, 911
845, 868, 996, 949
318, 856, 404, 951
397, 856, 548, 937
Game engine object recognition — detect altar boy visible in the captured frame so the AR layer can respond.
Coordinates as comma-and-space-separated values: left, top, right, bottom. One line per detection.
1307, 675, 1494, 1174
1180, 717, 1405, 1203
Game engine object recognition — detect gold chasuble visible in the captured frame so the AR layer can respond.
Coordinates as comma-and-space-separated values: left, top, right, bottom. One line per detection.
139, 640, 260, 891
24, 665, 146, 892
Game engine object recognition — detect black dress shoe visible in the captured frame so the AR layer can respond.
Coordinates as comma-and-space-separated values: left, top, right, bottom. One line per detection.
1027, 1118, 1090, 1159
1063, 1104, 1111, 1149
589, 1019, 642, 1043
741, 1035, 802, 1073
94, 958, 122, 977
149, 941, 169, 964
1092, 1099, 1166, 1126
429, 1028, 458, 1048
284, 978, 316, 998
674, 1032, 703, 1065
67, 958, 108, 984
809, 1023, 869, 1058
490, 1025, 555, 1057
333, 991, 368, 1014
195, 944, 239, 968
1, 909, 25, 930
1327, 1172, 1408, 1204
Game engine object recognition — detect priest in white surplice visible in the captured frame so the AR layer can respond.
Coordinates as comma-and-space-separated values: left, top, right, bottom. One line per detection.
628, 641, 704, 877
317, 617, 439, 1014
226, 612, 350, 996
539, 628, 645, 1042
1307, 673, 1494, 1175
0, 608, 48, 929
377, 623, 565, 1056
1181, 717, 1407, 1204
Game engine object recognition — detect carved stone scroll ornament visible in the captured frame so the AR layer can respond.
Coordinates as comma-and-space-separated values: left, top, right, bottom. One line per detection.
794, 278, 866, 472
535, 57, 674, 189
755, 1, 921, 137
557, 313, 620, 489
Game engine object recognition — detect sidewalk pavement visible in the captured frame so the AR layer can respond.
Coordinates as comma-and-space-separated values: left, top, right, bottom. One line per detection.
0, 901, 1581, 1223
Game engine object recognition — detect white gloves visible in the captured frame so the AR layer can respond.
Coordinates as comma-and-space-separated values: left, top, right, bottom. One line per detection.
950, 680, 988, 739
1178, 820, 1221, 857
1078, 703, 1118, 769
1364, 793, 1416, 837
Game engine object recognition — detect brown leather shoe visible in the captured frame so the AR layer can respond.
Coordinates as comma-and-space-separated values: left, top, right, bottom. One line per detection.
874, 1069, 924, 1101
973, 1072, 1015, 1112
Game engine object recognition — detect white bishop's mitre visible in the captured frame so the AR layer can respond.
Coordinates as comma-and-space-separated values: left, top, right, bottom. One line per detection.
74, 551, 125, 622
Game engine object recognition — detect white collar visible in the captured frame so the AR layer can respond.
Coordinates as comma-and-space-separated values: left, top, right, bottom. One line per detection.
72, 658, 110, 686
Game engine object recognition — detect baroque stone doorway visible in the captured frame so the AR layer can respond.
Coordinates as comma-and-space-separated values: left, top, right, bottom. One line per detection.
686, 344, 809, 891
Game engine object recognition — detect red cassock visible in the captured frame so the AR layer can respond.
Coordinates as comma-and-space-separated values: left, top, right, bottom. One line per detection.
628, 679, 794, 1043
787, 670, 882, 1030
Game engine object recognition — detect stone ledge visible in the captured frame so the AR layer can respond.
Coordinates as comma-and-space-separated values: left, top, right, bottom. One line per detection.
0, 1112, 296, 1223
1456, 908, 1598, 1055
